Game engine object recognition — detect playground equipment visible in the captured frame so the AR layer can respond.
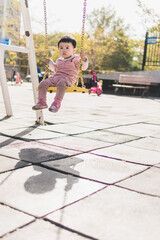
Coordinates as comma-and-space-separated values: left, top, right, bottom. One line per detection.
0, 0, 44, 124
0, 0, 88, 125
42, 0, 88, 94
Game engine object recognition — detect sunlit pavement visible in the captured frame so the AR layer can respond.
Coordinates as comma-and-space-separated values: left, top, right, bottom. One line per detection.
0, 82, 160, 240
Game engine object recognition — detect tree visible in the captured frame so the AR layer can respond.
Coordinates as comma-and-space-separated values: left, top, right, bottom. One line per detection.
136, 0, 160, 30
86, 6, 136, 72
104, 19, 135, 71
86, 6, 115, 70
4, 4, 146, 76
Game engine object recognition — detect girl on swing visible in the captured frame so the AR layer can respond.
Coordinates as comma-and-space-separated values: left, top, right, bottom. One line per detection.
32, 35, 88, 113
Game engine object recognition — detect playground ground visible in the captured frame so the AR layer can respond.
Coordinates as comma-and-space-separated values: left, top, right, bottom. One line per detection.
0, 82, 160, 240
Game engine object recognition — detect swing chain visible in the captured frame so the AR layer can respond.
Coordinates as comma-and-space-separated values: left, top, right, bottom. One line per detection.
42, 0, 87, 86
42, 0, 50, 81
76, 0, 87, 88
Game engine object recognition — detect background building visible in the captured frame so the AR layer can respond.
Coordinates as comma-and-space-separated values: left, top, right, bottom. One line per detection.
0, 0, 20, 43
0, 0, 21, 79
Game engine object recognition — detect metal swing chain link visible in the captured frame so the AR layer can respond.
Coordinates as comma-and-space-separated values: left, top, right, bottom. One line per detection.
42, 0, 87, 85
42, 0, 50, 81
76, 0, 87, 88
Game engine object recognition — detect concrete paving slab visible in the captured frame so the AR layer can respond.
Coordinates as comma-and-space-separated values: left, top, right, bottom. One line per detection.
44, 115, 79, 124
146, 119, 160, 125
13, 111, 36, 119
0, 135, 12, 143
1, 83, 160, 239
1, 116, 43, 127
92, 144, 160, 165
39, 123, 95, 135
155, 163, 160, 168
1, 219, 89, 240
0, 121, 25, 130
77, 130, 139, 143
0, 204, 34, 237
0, 135, 25, 148
47, 186, 160, 240
0, 111, 5, 118
0, 142, 80, 163
125, 137, 160, 152
0, 127, 65, 140
108, 123, 160, 137
117, 167, 160, 196
67, 120, 115, 129
42, 153, 147, 184
152, 132, 160, 139
98, 115, 154, 125
0, 165, 104, 217
66, 114, 107, 122
39, 136, 112, 152
0, 155, 29, 173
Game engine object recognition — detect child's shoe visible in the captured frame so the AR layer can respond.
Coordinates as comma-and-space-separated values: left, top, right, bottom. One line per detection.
32, 99, 48, 110
49, 99, 61, 112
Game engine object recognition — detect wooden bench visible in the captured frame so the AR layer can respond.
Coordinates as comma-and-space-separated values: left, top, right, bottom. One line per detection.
112, 75, 153, 97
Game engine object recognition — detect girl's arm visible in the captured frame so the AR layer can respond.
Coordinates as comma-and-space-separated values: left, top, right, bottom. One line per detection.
80, 51, 89, 70
82, 58, 88, 70
74, 53, 89, 70
45, 58, 56, 72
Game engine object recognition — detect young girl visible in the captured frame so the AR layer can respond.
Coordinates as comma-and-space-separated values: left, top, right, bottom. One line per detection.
32, 35, 88, 113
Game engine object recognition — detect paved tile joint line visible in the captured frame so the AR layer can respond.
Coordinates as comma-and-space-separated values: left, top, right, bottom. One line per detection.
0, 83, 160, 240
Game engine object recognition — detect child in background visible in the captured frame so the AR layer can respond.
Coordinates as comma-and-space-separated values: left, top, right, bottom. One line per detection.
89, 70, 98, 87
32, 35, 88, 112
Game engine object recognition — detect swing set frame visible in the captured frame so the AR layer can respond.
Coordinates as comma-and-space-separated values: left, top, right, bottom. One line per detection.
0, 0, 44, 124
0, 0, 88, 125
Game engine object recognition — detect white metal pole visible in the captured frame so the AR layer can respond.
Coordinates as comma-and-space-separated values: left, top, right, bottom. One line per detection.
0, 43, 29, 53
20, 0, 44, 125
0, 51, 13, 116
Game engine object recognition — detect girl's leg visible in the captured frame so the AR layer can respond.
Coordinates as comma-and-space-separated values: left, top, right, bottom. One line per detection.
38, 78, 53, 101
32, 78, 55, 110
55, 79, 67, 100
49, 79, 67, 113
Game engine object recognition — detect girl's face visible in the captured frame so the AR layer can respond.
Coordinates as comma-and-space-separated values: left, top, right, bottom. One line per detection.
58, 42, 76, 59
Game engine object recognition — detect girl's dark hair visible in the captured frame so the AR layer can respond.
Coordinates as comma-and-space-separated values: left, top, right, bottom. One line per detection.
58, 35, 76, 48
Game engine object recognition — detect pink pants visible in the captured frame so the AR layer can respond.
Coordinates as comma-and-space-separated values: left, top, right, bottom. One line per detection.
38, 76, 73, 101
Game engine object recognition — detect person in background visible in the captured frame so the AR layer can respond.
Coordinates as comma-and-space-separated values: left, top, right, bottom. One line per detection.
89, 70, 98, 87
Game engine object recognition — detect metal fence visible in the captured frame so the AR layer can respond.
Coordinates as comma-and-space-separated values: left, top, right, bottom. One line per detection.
142, 31, 160, 70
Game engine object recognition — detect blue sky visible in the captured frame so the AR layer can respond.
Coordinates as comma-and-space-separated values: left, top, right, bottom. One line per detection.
27, 0, 160, 39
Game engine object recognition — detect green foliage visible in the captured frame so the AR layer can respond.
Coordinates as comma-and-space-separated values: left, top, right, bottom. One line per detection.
85, 6, 138, 72
4, 4, 147, 74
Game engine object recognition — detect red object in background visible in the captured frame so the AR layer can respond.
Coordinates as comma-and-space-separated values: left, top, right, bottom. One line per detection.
15, 72, 23, 84
88, 70, 103, 96
16, 72, 20, 84
88, 81, 102, 96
